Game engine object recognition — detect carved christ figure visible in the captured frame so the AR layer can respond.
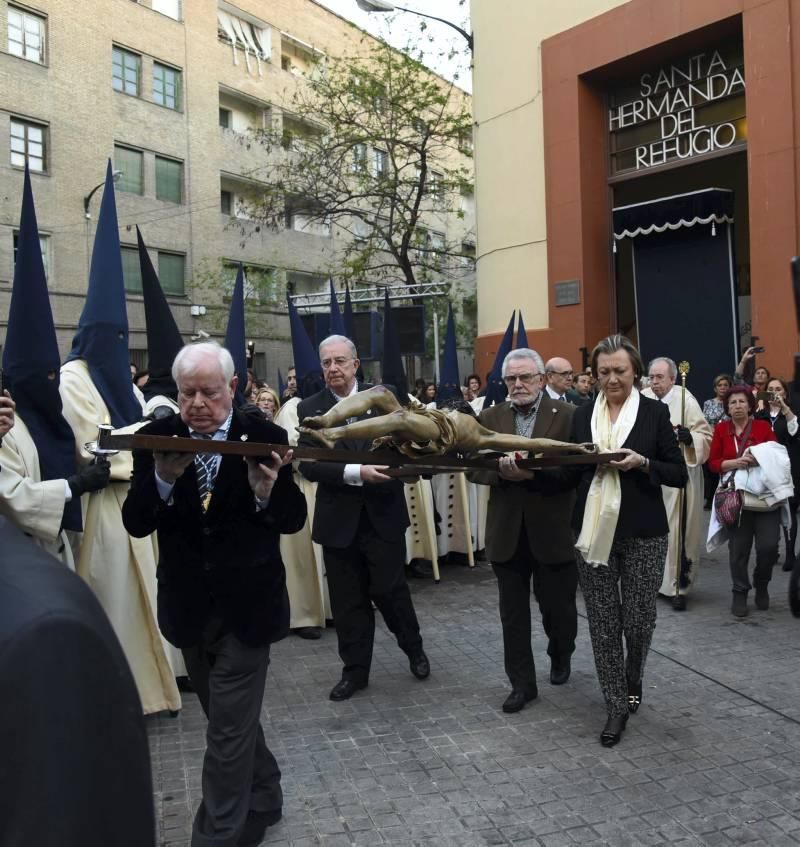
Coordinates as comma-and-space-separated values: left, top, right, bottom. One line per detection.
298, 385, 596, 457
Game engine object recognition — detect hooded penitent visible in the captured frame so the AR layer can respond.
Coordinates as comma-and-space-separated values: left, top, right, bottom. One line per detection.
436, 303, 461, 405
381, 287, 408, 400
516, 311, 529, 349
66, 160, 142, 427
287, 294, 324, 399
136, 227, 182, 404
223, 264, 247, 406
329, 280, 345, 336
482, 310, 516, 409
3, 167, 81, 531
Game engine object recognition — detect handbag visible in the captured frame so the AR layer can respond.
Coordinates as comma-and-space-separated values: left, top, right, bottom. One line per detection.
713, 420, 753, 528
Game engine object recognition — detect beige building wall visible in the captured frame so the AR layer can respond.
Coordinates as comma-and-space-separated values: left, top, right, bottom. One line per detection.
471, 0, 628, 339
0, 0, 473, 378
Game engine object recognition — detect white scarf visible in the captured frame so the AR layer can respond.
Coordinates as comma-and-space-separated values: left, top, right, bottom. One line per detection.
576, 389, 640, 567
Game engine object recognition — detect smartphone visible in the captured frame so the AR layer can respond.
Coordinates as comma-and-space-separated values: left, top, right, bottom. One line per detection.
792, 256, 800, 330
752, 346, 765, 354
756, 391, 771, 402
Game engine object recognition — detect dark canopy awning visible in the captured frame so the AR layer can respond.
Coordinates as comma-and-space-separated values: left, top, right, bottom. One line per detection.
613, 188, 734, 241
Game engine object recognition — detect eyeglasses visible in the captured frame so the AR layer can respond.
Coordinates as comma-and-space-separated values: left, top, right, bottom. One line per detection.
548, 369, 573, 378
502, 373, 540, 386
321, 357, 354, 369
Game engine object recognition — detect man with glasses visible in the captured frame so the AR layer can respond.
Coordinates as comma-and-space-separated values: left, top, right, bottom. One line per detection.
297, 334, 430, 701
470, 349, 579, 713
545, 357, 575, 402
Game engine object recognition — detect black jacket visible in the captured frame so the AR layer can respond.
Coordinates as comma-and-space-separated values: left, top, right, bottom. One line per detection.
538, 394, 687, 540
122, 410, 306, 648
0, 519, 155, 847
297, 385, 409, 547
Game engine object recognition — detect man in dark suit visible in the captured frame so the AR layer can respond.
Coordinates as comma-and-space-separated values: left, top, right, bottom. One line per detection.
470, 348, 578, 714
122, 342, 306, 847
297, 334, 429, 701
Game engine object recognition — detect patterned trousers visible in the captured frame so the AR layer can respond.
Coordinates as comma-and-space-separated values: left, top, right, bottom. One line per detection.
577, 535, 668, 717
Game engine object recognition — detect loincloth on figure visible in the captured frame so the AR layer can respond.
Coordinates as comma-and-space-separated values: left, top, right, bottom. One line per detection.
371, 405, 459, 457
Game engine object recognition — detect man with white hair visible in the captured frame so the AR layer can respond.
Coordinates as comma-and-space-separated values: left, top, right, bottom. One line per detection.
470, 348, 579, 714
297, 334, 431, 702
123, 342, 307, 847
643, 356, 712, 610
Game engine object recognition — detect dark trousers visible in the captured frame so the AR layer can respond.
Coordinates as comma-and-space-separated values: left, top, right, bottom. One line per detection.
324, 512, 423, 684
182, 617, 281, 847
703, 462, 719, 505
729, 508, 781, 594
577, 535, 667, 718
491, 531, 578, 694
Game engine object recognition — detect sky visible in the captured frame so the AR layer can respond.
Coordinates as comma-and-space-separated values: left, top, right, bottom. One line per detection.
313, 0, 472, 92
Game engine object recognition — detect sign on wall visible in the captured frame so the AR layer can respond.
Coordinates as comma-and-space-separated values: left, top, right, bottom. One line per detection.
608, 43, 746, 175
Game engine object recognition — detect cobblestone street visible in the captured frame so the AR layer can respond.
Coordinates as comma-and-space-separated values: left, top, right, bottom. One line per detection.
148, 523, 800, 847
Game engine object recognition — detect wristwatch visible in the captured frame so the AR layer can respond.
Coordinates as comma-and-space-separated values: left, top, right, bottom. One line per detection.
639, 455, 649, 471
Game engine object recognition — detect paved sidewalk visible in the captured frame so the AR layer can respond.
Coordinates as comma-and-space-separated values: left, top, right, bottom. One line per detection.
148, 524, 800, 846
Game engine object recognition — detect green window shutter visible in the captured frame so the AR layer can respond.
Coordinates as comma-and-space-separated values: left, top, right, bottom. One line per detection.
153, 63, 181, 109
114, 146, 143, 194
156, 156, 182, 203
158, 252, 185, 295
121, 247, 143, 293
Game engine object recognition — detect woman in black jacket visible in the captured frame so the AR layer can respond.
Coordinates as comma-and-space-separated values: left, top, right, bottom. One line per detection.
534, 335, 687, 747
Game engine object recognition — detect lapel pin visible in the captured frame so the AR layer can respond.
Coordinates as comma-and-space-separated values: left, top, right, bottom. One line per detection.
240, 434, 249, 441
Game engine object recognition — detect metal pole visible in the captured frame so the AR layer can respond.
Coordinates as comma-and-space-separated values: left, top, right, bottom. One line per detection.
432, 306, 440, 382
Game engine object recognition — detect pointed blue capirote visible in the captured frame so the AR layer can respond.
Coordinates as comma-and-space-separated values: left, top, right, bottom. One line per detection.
437, 303, 461, 404
67, 159, 141, 427
224, 264, 247, 405
381, 288, 408, 400
343, 283, 356, 341
287, 294, 322, 398
482, 311, 516, 408
3, 166, 81, 530
137, 227, 182, 403
277, 368, 286, 398
516, 311, 529, 349
329, 281, 345, 336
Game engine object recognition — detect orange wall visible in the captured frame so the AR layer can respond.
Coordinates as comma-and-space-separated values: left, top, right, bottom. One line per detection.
477, 0, 800, 381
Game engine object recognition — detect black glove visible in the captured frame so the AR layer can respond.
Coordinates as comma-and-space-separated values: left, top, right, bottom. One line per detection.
675, 426, 693, 445
68, 458, 111, 497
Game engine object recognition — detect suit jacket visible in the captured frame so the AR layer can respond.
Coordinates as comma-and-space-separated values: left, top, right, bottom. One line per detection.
297, 384, 410, 548
0, 518, 155, 847
122, 409, 306, 648
539, 395, 687, 540
469, 398, 576, 564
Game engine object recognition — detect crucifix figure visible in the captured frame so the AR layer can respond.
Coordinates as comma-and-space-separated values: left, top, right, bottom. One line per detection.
298, 385, 596, 458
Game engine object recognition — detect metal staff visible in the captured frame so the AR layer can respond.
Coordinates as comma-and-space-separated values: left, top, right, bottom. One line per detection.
676, 360, 691, 601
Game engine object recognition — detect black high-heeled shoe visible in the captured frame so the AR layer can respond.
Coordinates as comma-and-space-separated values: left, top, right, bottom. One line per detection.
627, 680, 642, 714
600, 713, 628, 747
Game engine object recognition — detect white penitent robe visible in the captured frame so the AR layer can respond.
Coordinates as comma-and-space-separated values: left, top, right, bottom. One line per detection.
643, 386, 712, 596
405, 478, 439, 575
275, 397, 331, 628
60, 359, 180, 715
0, 414, 75, 570
432, 472, 474, 561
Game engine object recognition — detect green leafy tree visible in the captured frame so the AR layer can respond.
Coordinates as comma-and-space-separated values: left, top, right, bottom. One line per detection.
241, 37, 475, 297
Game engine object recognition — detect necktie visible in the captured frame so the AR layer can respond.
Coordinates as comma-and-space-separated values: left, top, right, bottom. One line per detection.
194, 434, 216, 509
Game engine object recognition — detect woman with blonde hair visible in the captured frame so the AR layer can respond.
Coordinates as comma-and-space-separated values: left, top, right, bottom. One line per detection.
255, 387, 280, 422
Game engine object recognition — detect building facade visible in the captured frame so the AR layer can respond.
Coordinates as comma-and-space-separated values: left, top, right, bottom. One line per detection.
472, 0, 799, 394
0, 0, 474, 380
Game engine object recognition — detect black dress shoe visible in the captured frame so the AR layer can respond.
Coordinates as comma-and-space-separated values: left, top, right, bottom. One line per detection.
329, 678, 367, 701
406, 559, 433, 579
294, 626, 322, 640
549, 657, 571, 685
176, 675, 195, 693
409, 651, 430, 679
672, 594, 687, 611
627, 680, 642, 714
502, 688, 537, 713
600, 713, 629, 747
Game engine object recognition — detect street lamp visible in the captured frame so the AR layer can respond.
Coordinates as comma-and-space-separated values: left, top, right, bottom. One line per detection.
355, 0, 473, 52
83, 169, 123, 219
